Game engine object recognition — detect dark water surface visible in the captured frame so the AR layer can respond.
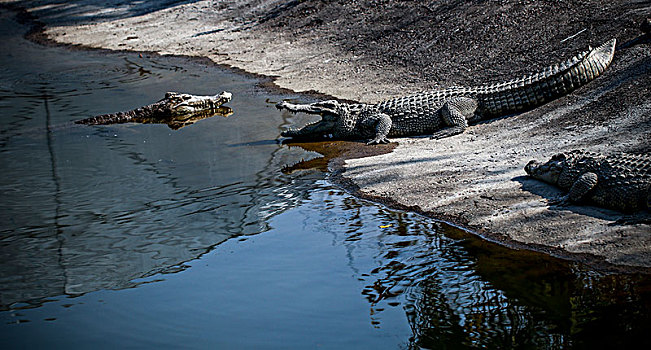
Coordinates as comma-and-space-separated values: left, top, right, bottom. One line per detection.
1, 10, 650, 349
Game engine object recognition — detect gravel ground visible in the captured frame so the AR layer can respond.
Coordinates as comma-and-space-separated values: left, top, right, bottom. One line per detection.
3, 0, 649, 269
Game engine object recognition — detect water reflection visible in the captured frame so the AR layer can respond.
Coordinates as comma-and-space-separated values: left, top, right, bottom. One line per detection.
1, 141, 318, 308
408, 267, 651, 348
303, 188, 651, 348
280, 140, 396, 173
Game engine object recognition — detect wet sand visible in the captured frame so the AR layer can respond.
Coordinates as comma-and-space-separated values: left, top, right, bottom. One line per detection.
5, 0, 649, 269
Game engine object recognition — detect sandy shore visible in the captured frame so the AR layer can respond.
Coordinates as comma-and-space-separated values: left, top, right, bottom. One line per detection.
5, 0, 649, 270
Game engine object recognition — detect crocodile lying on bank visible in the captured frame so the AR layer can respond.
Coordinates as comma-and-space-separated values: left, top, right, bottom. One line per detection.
76, 91, 233, 130
277, 39, 616, 144
525, 150, 651, 212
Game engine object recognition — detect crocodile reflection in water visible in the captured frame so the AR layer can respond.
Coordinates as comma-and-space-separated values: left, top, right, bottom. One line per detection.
280, 140, 396, 173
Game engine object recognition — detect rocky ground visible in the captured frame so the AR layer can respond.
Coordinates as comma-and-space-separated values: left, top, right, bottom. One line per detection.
3, 0, 649, 270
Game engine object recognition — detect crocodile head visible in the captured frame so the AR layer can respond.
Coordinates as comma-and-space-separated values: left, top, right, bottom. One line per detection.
277, 100, 358, 140
525, 153, 568, 185
165, 91, 232, 116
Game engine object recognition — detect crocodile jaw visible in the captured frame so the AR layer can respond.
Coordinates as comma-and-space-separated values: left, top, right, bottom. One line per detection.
167, 91, 232, 116
277, 100, 342, 139
276, 100, 340, 115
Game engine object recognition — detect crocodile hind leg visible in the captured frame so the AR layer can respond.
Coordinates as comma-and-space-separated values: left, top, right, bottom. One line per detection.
363, 113, 392, 145
430, 97, 478, 140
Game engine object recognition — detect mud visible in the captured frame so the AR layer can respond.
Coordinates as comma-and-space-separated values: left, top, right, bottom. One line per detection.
3, 0, 649, 269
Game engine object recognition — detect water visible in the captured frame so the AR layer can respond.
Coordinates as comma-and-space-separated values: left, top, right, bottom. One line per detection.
1, 9, 650, 349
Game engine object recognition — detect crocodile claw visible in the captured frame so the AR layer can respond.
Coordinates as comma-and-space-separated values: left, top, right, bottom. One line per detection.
548, 195, 571, 207
367, 137, 390, 145
430, 127, 465, 140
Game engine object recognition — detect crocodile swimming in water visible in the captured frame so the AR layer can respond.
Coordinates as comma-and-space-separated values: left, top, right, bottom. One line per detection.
76, 91, 233, 130
525, 150, 651, 212
277, 39, 616, 144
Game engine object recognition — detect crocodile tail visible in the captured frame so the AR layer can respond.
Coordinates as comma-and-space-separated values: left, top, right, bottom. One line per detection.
75, 110, 138, 125
477, 38, 616, 116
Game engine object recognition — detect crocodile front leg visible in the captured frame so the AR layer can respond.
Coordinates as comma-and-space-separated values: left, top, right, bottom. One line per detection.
430, 97, 478, 140
568, 172, 599, 202
363, 113, 392, 145
551, 172, 599, 206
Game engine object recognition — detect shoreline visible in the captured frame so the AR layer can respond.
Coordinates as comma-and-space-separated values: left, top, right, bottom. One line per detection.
4, 0, 649, 271
327, 157, 651, 275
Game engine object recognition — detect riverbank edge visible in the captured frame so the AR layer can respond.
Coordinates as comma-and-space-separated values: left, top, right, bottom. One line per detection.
327, 157, 650, 275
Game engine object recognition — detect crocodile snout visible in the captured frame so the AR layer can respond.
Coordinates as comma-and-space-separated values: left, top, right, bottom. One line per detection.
525, 160, 539, 175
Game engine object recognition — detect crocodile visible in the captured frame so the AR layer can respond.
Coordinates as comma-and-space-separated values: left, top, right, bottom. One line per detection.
277, 39, 616, 144
76, 91, 233, 130
525, 150, 651, 212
